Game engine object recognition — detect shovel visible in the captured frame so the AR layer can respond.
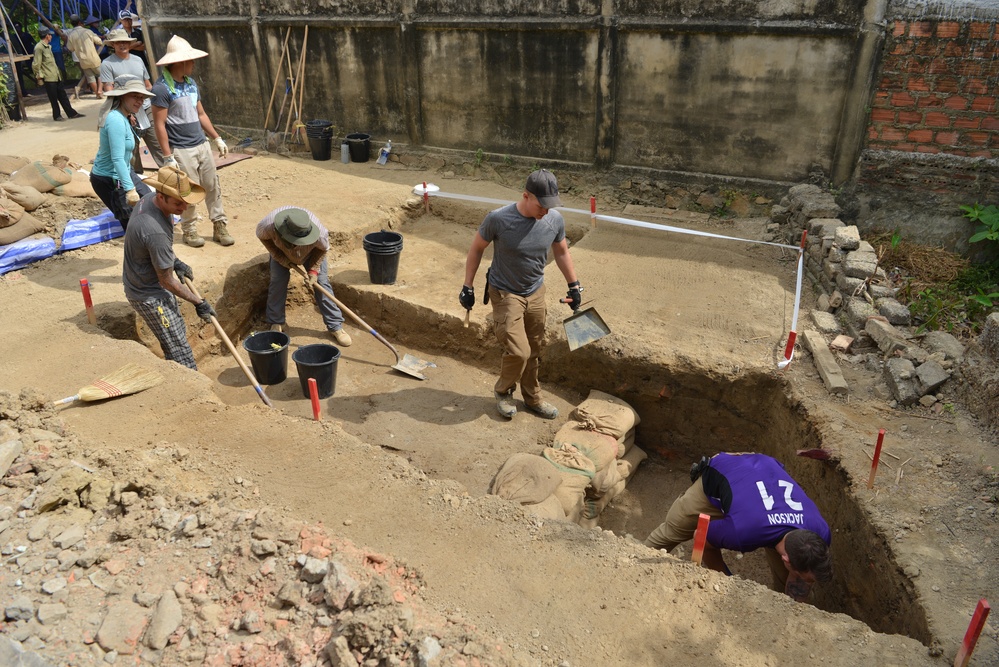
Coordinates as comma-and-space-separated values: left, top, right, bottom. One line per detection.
294, 267, 435, 380
560, 301, 611, 351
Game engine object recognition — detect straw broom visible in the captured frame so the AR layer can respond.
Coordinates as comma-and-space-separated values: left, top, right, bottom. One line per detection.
53, 363, 163, 405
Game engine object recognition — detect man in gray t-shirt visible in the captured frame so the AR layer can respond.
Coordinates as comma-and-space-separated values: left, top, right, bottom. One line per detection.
99, 29, 164, 167
123, 166, 217, 369
460, 169, 582, 420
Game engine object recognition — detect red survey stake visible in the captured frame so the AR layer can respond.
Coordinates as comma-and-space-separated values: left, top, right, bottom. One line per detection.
691, 513, 711, 566
867, 428, 885, 489
79, 278, 96, 325
954, 598, 990, 667
308, 378, 321, 421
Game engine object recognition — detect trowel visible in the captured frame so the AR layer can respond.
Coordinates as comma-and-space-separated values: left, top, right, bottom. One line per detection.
561, 302, 611, 351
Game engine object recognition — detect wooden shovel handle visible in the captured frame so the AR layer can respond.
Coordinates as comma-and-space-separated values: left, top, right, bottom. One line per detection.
183, 277, 273, 408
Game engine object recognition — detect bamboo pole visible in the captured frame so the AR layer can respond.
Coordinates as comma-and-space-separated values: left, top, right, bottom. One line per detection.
0, 5, 28, 120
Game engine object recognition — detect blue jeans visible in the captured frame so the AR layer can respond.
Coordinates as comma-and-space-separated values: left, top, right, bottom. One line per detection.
266, 257, 344, 331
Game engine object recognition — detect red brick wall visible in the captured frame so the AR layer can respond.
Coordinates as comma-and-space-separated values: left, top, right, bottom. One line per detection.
867, 19, 998, 158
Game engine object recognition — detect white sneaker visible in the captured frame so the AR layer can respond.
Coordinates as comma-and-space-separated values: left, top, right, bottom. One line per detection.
330, 329, 352, 347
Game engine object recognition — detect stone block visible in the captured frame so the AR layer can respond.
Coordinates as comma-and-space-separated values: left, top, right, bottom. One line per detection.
836, 273, 865, 295
916, 360, 950, 393
97, 602, 149, 655
0, 438, 23, 479
770, 205, 789, 224
828, 247, 847, 263
807, 217, 843, 237
831, 335, 854, 352
842, 252, 885, 280
981, 312, 999, 361
816, 294, 831, 312
834, 225, 861, 250
801, 330, 849, 395
829, 290, 844, 308
857, 240, 875, 253
922, 331, 965, 361
875, 298, 911, 326
869, 283, 897, 299
811, 311, 841, 334
845, 298, 878, 328
801, 197, 841, 220
823, 261, 841, 280
883, 358, 921, 405
865, 318, 909, 355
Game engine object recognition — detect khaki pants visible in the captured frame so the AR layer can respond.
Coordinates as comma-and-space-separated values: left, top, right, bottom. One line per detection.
488, 283, 546, 406
645, 479, 790, 592
174, 140, 227, 235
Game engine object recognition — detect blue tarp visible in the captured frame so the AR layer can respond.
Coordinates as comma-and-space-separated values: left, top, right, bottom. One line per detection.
0, 207, 122, 275
32, 0, 137, 25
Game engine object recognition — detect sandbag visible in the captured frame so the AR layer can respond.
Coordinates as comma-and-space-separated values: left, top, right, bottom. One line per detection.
8, 161, 72, 193
0, 193, 24, 229
52, 171, 97, 198
489, 453, 561, 505
554, 422, 618, 473
570, 390, 641, 440
552, 469, 588, 523
0, 211, 47, 246
543, 445, 596, 478
523, 495, 566, 521
1, 183, 49, 211
0, 155, 31, 175
580, 478, 627, 526
590, 457, 623, 496
617, 427, 635, 457
616, 445, 648, 484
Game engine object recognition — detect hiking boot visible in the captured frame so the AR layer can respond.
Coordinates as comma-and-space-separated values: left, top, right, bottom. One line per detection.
269, 323, 283, 332
495, 391, 517, 419
525, 401, 559, 420
183, 230, 205, 248
213, 221, 234, 246
330, 328, 352, 347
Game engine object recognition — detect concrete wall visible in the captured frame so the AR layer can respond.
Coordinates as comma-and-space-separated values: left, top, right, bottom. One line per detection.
139, 0, 874, 185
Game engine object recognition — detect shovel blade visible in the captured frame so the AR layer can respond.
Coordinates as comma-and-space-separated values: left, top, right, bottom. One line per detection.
392, 353, 436, 380
563, 307, 611, 351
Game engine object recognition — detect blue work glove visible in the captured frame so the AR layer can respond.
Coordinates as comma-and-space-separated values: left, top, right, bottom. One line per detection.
173, 258, 193, 283
195, 300, 216, 322
564, 281, 583, 311
459, 285, 475, 310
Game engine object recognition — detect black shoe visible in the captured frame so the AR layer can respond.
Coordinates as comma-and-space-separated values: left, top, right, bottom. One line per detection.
68, 113, 85, 119
53, 116, 65, 122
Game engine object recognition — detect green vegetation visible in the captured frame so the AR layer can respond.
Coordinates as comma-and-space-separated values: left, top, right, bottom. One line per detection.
961, 203, 999, 245
474, 148, 484, 167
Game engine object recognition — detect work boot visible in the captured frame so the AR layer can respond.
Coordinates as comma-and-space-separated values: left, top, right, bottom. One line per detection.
269, 323, 283, 333
495, 391, 517, 419
525, 401, 559, 420
183, 230, 205, 248
213, 220, 235, 246
330, 328, 352, 347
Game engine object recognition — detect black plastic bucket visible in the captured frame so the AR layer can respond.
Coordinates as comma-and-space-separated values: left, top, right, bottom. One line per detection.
346, 133, 371, 163
362, 230, 403, 284
292, 343, 340, 399
306, 120, 334, 161
242, 331, 290, 385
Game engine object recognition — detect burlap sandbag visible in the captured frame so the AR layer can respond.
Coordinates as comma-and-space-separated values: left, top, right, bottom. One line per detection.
0, 211, 47, 245
617, 427, 635, 457
8, 161, 72, 193
590, 456, 623, 496
580, 478, 627, 526
489, 453, 561, 505
0, 193, 24, 229
1, 183, 50, 212
552, 469, 588, 523
554, 422, 618, 473
616, 445, 648, 484
543, 445, 596, 478
52, 171, 98, 198
0, 155, 31, 176
570, 390, 641, 440
523, 494, 566, 521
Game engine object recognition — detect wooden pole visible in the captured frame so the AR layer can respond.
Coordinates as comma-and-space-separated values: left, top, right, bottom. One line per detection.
954, 599, 991, 667
867, 428, 885, 489
284, 26, 307, 139
262, 26, 291, 132
0, 5, 28, 120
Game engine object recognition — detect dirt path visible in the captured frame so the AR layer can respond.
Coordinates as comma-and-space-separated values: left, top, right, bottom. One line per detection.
1, 106, 997, 666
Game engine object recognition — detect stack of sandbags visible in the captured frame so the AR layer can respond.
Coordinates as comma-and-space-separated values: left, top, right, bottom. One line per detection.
0, 155, 31, 177
0, 155, 91, 246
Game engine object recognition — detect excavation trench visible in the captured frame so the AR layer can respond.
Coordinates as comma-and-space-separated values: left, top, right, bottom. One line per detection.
107, 209, 931, 646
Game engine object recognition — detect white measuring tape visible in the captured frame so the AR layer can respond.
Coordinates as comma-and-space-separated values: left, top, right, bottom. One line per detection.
412, 183, 806, 369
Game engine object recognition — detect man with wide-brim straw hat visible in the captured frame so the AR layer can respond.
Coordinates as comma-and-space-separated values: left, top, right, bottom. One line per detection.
151, 35, 233, 249
122, 165, 216, 370
255, 207, 352, 346
90, 76, 157, 230
100, 29, 164, 169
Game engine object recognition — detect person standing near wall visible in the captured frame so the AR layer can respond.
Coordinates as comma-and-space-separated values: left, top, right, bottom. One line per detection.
116, 10, 149, 71
150, 35, 232, 248
460, 169, 582, 420
66, 14, 104, 99
32, 27, 83, 121
100, 29, 164, 167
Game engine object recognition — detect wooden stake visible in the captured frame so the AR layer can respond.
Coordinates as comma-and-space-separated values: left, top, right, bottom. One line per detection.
285, 27, 308, 139
954, 599, 991, 667
691, 513, 710, 566
79, 278, 96, 325
309, 378, 321, 421
263, 27, 292, 132
867, 428, 885, 489
590, 196, 596, 228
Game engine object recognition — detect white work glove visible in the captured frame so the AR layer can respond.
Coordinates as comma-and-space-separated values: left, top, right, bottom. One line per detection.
163, 155, 179, 169
125, 188, 140, 205
214, 136, 228, 158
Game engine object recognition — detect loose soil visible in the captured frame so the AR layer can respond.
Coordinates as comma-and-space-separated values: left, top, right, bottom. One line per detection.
1, 96, 997, 666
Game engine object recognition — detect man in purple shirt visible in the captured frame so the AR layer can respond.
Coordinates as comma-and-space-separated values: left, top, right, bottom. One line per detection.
645, 452, 832, 601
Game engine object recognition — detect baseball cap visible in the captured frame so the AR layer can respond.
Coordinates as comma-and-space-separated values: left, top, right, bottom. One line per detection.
525, 169, 562, 209
118, 10, 138, 20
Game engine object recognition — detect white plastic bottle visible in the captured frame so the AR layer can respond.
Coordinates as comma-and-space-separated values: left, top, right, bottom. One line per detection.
377, 140, 392, 165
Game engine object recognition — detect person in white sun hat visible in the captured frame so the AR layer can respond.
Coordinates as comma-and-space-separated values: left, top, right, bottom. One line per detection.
151, 35, 233, 248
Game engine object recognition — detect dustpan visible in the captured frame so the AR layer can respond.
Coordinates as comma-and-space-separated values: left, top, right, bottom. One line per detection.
563, 305, 611, 351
